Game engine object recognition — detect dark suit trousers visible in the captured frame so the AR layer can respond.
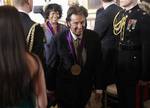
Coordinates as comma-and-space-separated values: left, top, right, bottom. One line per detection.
58, 102, 85, 108
116, 81, 136, 108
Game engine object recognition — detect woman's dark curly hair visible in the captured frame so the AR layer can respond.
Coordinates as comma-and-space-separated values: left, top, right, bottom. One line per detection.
44, 3, 62, 20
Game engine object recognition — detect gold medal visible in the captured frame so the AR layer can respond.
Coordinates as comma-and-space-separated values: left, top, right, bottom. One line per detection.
71, 64, 81, 76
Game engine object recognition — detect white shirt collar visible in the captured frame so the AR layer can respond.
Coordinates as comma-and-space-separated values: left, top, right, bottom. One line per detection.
18, 9, 28, 14
70, 30, 82, 40
103, 1, 116, 10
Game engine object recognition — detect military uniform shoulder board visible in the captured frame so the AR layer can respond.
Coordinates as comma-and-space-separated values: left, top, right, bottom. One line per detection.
26, 23, 39, 52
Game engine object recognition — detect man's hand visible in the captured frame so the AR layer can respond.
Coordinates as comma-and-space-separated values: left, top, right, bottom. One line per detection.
94, 90, 103, 103
47, 91, 56, 106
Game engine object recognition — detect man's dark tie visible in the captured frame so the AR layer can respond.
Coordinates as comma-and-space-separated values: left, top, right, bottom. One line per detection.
74, 38, 82, 64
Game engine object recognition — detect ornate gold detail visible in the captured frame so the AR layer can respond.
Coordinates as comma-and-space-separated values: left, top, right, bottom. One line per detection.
26, 23, 38, 52
113, 11, 128, 41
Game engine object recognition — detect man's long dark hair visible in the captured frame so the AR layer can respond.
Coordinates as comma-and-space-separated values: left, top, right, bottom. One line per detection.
0, 6, 31, 107
66, 5, 86, 22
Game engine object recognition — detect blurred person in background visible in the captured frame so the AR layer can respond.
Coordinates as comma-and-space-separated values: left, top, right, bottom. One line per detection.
42, 3, 67, 107
42, 3, 67, 67
0, 5, 47, 108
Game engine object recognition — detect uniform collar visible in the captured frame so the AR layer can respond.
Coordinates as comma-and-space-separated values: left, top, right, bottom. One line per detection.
103, 1, 116, 10
123, 3, 138, 11
125, 5, 139, 13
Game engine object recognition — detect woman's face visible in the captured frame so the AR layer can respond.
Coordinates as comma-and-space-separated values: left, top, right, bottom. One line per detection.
48, 11, 60, 24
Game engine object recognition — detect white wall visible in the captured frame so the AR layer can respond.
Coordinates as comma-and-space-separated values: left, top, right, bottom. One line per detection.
0, 0, 4, 5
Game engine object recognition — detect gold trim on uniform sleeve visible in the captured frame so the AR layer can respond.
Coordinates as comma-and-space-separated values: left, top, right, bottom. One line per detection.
26, 23, 39, 52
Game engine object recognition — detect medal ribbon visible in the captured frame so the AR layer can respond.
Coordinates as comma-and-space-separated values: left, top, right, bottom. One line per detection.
47, 21, 59, 35
67, 32, 84, 65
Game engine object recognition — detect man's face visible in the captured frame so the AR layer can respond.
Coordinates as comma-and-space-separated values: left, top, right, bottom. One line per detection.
67, 14, 85, 36
119, 0, 137, 7
120, 0, 138, 8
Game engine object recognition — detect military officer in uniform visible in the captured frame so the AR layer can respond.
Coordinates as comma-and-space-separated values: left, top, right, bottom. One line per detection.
113, 0, 150, 108
13, 0, 46, 67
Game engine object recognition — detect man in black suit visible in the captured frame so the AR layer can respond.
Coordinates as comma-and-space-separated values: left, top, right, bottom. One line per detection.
95, 7, 104, 17
113, 0, 150, 107
95, 0, 104, 17
47, 5, 105, 108
13, 0, 45, 65
94, 0, 122, 86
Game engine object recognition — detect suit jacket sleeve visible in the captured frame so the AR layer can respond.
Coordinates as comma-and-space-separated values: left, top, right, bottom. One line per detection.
32, 24, 46, 73
45, 36, 58, 91
94, 12, 110, 39
94, 34, 105, 90
141, 13, 150, 81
